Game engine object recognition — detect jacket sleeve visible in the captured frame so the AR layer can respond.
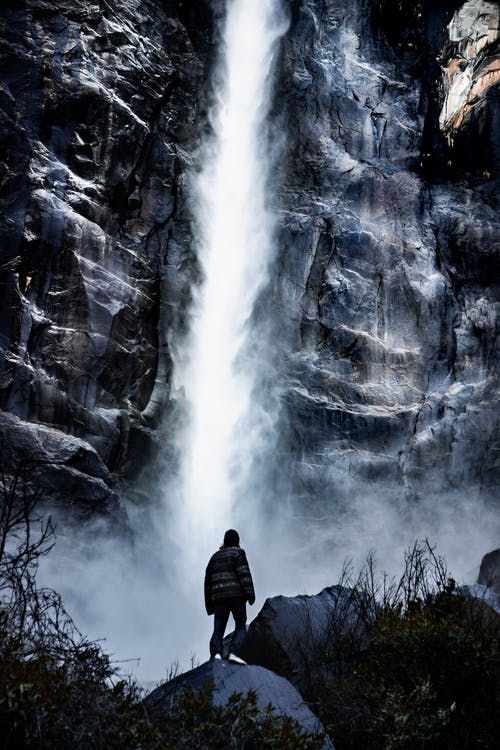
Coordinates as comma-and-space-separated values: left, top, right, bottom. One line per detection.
204, 562, 213, 615
235, 550, 255, 604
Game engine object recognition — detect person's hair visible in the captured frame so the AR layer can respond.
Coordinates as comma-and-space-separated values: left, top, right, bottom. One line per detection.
223, 529, 240, 546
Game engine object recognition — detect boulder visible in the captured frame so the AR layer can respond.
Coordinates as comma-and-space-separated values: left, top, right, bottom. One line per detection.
468, 548, 500, 613
146, 659, 334, 749
240, 586, 371, 691
477, 548, 500, 594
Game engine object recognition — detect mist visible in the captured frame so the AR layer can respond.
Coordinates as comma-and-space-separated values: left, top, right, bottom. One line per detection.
37, 482, 500, 686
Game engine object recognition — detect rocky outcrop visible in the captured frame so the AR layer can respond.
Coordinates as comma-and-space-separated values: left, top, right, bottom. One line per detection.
0, 410, 120, 515
440, 1, 499, 155
147, 659, 334, 749
0, 0, 207, 510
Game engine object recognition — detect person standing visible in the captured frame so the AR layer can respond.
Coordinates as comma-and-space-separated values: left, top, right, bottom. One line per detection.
204, 529, 255, 664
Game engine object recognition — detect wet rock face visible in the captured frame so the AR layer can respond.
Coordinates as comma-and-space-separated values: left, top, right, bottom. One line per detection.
269, 0, 500, 510
0, 0, 207, 508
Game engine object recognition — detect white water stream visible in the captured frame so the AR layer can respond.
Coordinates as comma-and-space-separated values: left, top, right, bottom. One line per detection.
171, 0, 287, 576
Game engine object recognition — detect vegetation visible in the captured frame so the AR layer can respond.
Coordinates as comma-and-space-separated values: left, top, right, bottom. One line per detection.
299, 543, 500, 750
148, 687, 324, 750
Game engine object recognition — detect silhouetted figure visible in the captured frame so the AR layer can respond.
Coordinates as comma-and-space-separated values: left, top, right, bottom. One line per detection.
204, 529, 255, 664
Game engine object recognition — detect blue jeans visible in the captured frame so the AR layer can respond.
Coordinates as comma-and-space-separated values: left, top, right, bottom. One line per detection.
210, 599, 247, 658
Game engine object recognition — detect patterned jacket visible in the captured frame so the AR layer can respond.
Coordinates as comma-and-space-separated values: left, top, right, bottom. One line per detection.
204, 545, 255, 614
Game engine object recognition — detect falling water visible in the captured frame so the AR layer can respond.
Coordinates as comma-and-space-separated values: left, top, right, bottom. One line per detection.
172, 0, 286, 573
37, 0, 289, 683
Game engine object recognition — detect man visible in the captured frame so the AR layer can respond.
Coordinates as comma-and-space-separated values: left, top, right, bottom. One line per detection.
204, 529, 255, 664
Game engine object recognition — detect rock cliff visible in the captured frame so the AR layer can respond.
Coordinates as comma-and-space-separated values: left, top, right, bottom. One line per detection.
0, 0, 207, 510
267, 0, 500, 519
0, 0, 498, 523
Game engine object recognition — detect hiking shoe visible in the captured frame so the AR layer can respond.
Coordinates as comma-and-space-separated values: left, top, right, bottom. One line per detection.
228, 653, 247, 665
213, 653, 222, 660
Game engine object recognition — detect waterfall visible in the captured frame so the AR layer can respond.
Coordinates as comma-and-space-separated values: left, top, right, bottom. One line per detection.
36, 0, 289, 684
170, 0, 287, 574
